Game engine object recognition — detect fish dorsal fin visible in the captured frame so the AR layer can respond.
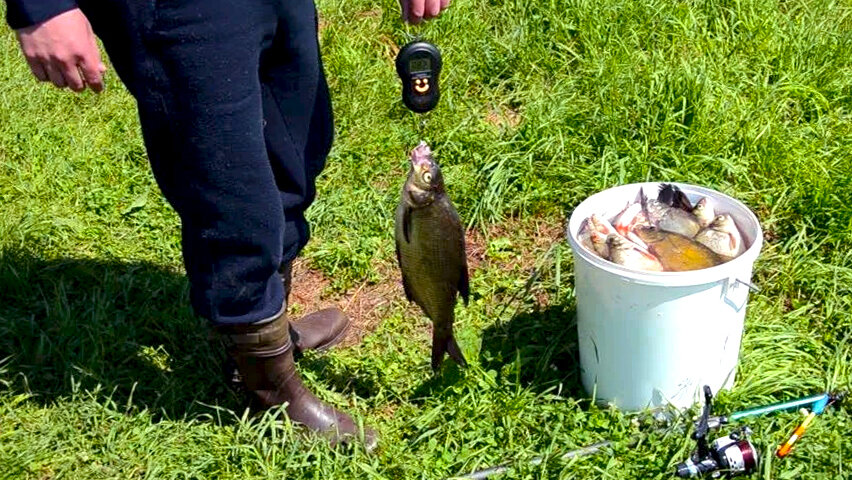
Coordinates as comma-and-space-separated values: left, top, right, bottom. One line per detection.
674, 192, 693, 211
658, 183, 693, 211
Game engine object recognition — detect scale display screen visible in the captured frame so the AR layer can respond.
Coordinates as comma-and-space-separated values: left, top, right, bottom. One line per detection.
409, 57, 432, 73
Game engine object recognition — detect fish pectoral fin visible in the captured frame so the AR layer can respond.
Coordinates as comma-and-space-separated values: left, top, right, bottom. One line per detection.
402, 206, 413, 243
639, 249, 660, 263
395, 243, 414, 301
727, 233, 737, 251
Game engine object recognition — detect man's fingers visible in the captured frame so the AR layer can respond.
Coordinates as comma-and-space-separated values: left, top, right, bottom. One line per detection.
14, 9, 106, 93
59, 59, 86, 92
425, 0, 441, 18
402, 0, 447, 23
25, 57, 49, 82
408, 0, 425, 22
44, 62, 67, 88
80, 56, 105, 93
82, 29, 106, 93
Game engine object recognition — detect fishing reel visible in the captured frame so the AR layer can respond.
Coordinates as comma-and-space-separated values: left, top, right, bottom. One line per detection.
675, 386, 759, 478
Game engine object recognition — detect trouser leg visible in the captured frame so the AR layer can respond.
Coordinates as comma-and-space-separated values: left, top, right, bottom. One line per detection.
82, 0, 348, 349
256, 0, 350, 354
79, 0, 377, 449
259, 0, 334, 264
82, 0, 286, 325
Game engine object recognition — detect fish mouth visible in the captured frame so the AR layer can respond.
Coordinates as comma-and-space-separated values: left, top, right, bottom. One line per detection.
410, 141, 433, 170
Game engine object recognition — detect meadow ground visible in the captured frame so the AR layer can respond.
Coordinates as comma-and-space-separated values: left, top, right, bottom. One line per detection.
1, 0, 850, 478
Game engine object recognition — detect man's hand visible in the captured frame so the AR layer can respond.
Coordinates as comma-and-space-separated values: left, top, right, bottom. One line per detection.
400, 0, 450, 24
15, 8, 106, 93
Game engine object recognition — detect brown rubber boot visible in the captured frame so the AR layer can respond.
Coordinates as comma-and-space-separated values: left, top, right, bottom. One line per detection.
279, 261, 350, 353
223, 262, 349, 390
217, 310, 378, 450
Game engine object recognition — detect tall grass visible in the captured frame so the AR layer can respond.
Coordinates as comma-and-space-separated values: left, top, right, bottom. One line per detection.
1, 0, 850, 478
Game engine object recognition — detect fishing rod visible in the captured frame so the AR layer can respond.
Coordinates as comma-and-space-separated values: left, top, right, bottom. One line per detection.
775, 391, 845, 459
452, 441, 615, 480
674, 386, 758, 478
447, 389, 845, 480
705, 392, 833, 430
675, 389, 845, 477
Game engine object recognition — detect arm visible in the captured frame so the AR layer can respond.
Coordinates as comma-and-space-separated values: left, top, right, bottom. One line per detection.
6, 0, 77, 29
6, 4, 105, 92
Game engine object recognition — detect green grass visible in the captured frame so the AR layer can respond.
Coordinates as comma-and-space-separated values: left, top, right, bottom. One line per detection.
1, 0, 851, 478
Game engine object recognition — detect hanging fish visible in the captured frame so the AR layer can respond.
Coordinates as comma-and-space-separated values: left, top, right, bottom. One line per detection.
394, 142, 469, 370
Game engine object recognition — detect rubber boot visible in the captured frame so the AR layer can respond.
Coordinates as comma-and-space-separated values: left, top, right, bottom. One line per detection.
280, 261, 350, 353
224, 262, 350, 388
217, 311, 378, 450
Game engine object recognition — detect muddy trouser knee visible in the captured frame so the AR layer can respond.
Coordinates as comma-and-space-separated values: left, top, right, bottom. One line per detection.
78, 0, 333, 326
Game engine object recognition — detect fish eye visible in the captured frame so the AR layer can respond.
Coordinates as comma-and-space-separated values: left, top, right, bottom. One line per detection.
423, 172, 433, 183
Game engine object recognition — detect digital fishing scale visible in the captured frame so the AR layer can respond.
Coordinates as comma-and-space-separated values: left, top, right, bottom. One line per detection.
396, 40, 442, 113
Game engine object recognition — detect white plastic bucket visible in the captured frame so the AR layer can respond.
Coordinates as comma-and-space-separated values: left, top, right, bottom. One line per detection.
566, 182, 762, 411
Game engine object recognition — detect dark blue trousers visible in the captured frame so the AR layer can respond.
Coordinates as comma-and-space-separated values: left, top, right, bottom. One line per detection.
78, 0, 333, 325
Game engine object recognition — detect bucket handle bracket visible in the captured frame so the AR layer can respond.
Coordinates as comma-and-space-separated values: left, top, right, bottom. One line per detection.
723, 277, 758, 311
734, 279, 760, 293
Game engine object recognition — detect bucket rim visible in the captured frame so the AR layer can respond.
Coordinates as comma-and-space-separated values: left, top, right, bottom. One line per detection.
567, 182, 763, 287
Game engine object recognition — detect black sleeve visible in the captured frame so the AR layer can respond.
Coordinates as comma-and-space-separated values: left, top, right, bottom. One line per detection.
5, 0, 78, 29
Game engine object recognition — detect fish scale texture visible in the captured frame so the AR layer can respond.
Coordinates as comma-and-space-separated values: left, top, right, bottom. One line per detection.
395, 195, 467, 327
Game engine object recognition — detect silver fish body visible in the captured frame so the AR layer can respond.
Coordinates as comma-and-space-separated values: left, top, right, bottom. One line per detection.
642, 195, 702, 238
394, 142, 469, 370
606, 234, 664, 272
694, 214, 745, 259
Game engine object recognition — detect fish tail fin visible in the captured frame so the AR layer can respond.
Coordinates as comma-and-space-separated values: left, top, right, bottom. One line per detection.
431, 328, 468, 371
639, 187, 652, 221
675, 191, 693, 211
658, 183, 676, 206
659, 183, 693, 211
